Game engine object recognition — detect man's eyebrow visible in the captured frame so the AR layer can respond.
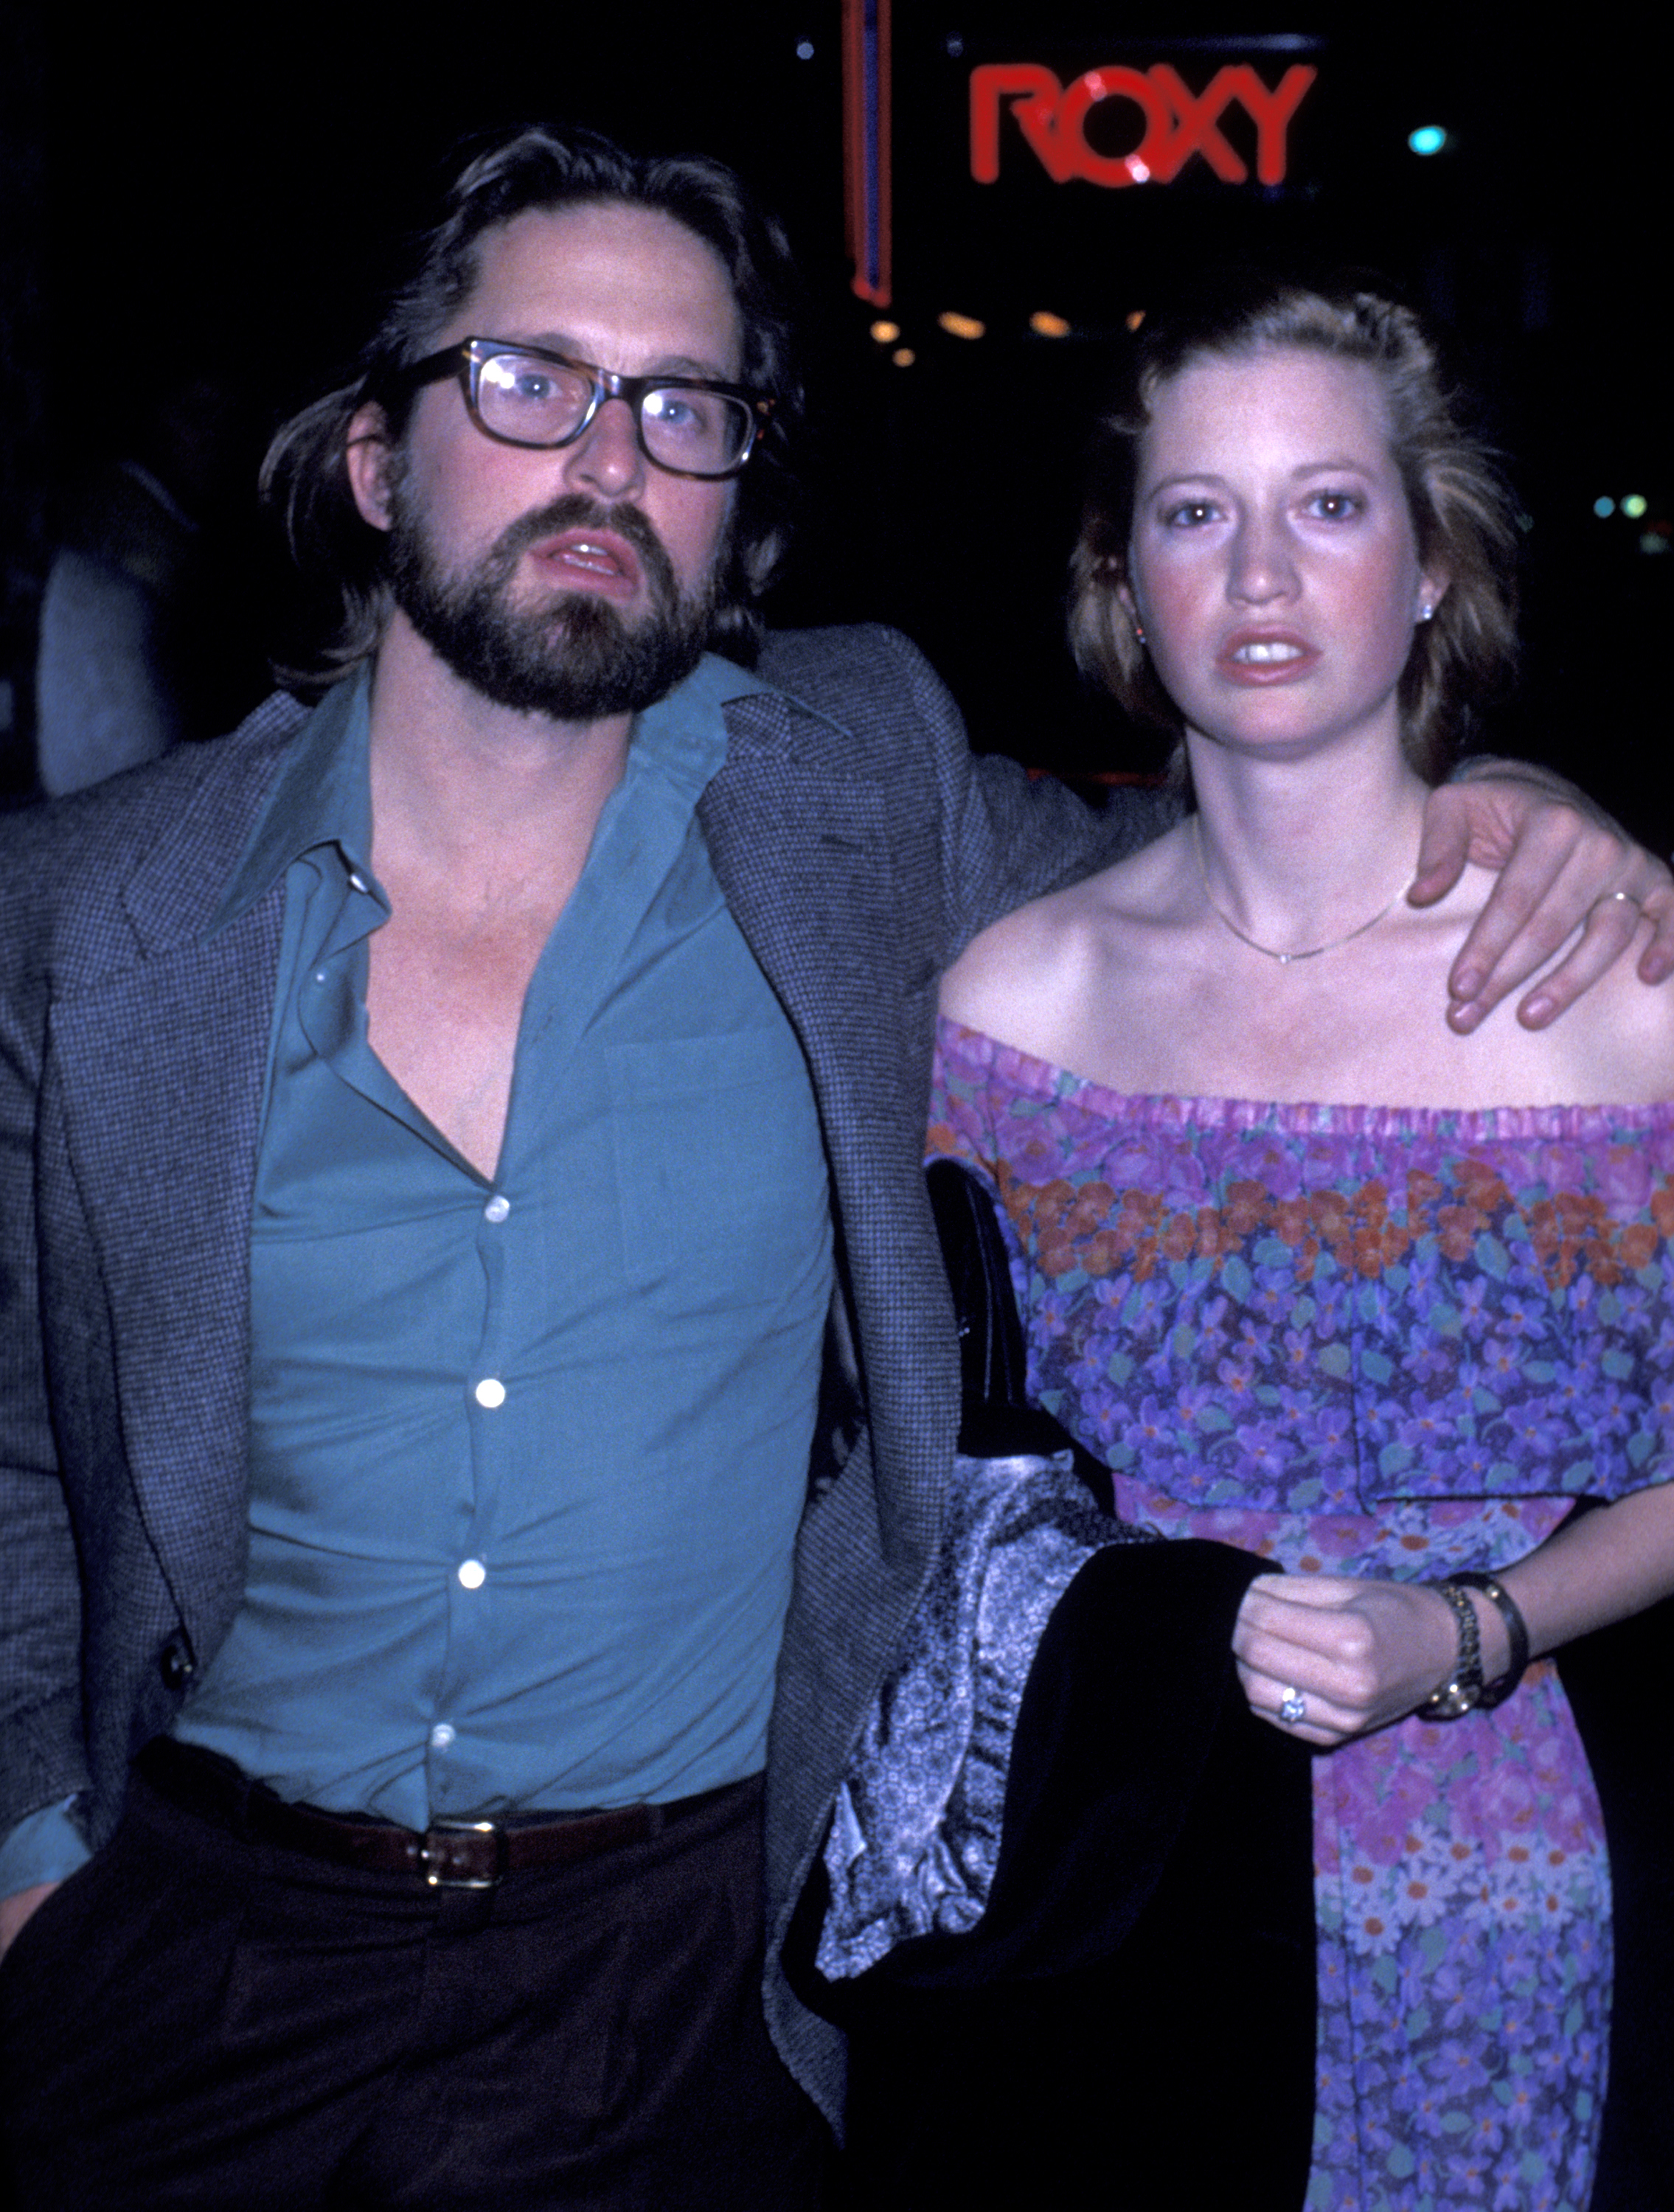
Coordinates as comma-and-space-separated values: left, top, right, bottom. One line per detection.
504, 333, 738, 382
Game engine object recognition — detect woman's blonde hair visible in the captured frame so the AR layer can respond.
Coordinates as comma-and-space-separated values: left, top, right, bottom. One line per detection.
1068, 272, 1520, 781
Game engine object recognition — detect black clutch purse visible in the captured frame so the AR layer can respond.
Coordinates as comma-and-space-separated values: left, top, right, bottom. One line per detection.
793, 1159, 1319, 2211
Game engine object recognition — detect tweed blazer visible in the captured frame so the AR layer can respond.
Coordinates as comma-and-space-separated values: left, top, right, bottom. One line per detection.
0, 624, 1169, 2121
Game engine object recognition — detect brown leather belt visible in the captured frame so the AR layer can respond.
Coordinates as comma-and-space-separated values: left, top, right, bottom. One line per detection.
137, 1738, 752, 1890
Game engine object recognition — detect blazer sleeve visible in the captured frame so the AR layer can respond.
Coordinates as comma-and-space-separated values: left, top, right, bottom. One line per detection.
803, 626, 1180, 963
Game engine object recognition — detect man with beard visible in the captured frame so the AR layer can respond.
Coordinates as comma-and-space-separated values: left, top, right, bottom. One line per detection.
2, 125, 1669, 2210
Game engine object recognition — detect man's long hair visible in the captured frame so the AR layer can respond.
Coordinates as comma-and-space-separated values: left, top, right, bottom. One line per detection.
262, 124, 805, 692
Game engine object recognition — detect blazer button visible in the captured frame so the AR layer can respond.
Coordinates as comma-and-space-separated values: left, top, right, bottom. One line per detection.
159, 1632, 196, 1690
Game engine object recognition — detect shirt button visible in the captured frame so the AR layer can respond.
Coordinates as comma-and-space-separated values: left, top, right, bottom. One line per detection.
484, 1194, 510, 1224
429, 1722, 456, 1750
474, 1377, 506, 1409
457, 1559, 486, 1590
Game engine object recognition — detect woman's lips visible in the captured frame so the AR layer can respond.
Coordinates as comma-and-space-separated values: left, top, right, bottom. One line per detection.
1215, 630, 1320, 684
527, 528, 642, 599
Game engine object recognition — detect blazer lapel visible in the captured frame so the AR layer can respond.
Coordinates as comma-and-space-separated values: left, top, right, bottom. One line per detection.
46, 722, 292, 1632
705, 689, 958, 1565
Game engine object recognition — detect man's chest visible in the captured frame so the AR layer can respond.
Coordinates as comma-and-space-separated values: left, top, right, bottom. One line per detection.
364, 900, 556, 1180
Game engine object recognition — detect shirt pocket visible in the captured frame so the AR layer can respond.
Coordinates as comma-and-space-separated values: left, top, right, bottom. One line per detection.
606, 1029, 830, 1318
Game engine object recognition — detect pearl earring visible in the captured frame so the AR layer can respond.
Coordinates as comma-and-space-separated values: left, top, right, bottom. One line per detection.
1416, 602, 1435, 624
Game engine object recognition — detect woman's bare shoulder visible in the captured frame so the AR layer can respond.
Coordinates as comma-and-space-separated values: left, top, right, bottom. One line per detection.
1535, 923, 1674, 1103
942, 830, 1194, 1057
1440, 866, 1674, 1105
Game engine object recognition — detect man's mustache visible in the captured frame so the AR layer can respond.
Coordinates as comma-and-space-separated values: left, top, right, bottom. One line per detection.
487, 495, 679, 607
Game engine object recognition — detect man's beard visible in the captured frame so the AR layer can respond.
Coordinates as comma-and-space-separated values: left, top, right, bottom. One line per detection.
383, 484, 721, 720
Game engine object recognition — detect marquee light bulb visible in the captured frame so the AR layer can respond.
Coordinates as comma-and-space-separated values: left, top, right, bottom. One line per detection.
938, 311, 986, 341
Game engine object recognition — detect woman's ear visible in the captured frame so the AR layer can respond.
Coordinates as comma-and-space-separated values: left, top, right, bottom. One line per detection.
345, 403, 397, 532
1114, 577, 1145, 644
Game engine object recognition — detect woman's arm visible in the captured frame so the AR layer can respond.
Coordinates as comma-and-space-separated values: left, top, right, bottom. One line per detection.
1232, 1479, 1674, 1747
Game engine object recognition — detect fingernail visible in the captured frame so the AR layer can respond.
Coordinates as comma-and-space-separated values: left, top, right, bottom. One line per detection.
1448, 1002, 1482, 1034
1521, 994, 1555, 1026
1452, 968, 1483, 1001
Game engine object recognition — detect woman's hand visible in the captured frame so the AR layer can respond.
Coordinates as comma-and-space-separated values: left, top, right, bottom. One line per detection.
1232, 1573, 1470, 1748
1411, 768, 1674, 1032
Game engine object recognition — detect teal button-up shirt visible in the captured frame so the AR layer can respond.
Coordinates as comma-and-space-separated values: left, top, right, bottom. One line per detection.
169, 658, 833, 1824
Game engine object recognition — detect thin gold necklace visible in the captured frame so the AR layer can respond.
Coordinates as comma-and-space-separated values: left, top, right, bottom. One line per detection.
1192, 815, 1411, 967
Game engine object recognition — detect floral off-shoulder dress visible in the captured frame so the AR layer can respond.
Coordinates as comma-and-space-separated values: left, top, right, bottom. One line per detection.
929, 1018, 1674, 2212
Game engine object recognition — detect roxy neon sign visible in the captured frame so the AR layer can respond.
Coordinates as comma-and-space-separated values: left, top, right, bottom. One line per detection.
970, 62, 1318, 188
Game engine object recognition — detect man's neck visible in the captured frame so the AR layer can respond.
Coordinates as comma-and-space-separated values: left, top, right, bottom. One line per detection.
365, 608, 635, 915
359, 611, 648, 1178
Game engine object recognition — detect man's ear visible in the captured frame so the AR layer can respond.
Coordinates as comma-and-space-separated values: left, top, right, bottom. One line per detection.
346, 403, 397, 532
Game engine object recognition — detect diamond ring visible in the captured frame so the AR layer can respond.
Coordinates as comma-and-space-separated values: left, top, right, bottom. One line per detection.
1279, 1687, 1307, 1726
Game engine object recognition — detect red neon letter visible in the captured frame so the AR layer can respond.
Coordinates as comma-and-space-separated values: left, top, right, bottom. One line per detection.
970, 64, 1070, 184
1058, 67, 1173, 187
1147, 64, 1248, 184
1228, 63, 1317, 185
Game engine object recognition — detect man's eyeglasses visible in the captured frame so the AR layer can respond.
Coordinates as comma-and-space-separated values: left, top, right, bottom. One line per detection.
393, 338, 774, 480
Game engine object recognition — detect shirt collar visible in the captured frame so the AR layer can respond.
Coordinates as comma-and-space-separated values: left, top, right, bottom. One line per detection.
210, 668, 373, 930
626, 653, 773, 803
209, 652, 774, 932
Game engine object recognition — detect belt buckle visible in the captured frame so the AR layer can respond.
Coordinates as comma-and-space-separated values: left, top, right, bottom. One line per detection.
420, 1818, 504, 1890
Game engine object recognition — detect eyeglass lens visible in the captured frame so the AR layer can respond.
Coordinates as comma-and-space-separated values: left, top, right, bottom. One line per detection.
476, 352, 752, 473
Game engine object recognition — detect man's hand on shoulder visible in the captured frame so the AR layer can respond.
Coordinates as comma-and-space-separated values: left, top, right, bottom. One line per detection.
0, 1881, 59, 1964
1410, 763, 1674, 1032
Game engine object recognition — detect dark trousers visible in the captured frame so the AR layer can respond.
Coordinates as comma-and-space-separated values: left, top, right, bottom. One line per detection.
0, 1759, 832, 2211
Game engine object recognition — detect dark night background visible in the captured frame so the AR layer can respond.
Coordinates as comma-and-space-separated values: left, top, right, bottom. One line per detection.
1, 5, 1668, 840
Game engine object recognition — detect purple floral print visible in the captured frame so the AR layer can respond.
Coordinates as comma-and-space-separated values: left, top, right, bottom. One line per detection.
930, 1019, 1674, 2212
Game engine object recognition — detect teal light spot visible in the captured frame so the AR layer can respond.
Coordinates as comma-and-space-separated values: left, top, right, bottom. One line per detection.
1408, 124, 1447, 154
1594, 495, 1616, 518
